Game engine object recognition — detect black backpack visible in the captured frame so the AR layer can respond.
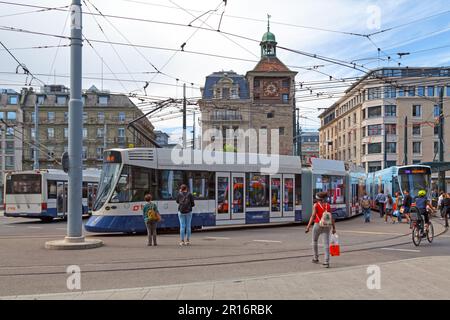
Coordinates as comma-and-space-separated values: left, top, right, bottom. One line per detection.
178, 192, 193, 213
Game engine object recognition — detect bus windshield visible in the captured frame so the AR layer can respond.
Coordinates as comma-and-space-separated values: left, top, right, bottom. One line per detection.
398, 172, 431, 199
5, 174, 42, 194
93, 163, 122, 211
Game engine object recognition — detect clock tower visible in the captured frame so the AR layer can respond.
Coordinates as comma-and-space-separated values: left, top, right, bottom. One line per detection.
246, 17, 298, 155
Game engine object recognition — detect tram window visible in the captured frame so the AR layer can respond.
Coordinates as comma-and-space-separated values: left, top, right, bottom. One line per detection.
246, 173, 269, 208
47, 180, 57, 199
295, 174, 301, 205
284, 178, 294, 211
392, 178, 400, 195
159, 170, 185, 200
208, 172, 215, 200
187, 171, 210, 199
313, 175, 345, 204
130, 166, 153, 202
110, 165, 155, 203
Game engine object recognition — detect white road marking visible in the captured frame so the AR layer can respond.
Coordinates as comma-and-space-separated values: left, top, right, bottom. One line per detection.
380, 248, 421, 253
56, 228, 66, 230
203, 237, 230, 240
253, 240, 282, 243
27, 226, 42, 229
3, 225, 15, 228
339, 230, 404, 236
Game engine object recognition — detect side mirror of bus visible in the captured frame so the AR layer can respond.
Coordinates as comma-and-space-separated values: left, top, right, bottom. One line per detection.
62, 152, 69, 173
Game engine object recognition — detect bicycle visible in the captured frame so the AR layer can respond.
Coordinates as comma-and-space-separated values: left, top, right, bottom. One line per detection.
410, 207, 434, 247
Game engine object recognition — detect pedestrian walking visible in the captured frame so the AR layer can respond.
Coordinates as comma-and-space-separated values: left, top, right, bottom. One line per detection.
360, 192, 371, 223
438, 191, 445, 218
143, 194, 160, 246
305, 191, 336, 268
176, 184, 195, 246
384, 194, 394, 223
442, 193, 450, 228
394, 192, 403, 223
375, 190, 386, 218
403, 190, 412, 227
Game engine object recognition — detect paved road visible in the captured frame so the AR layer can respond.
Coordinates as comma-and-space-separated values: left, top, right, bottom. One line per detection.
0, 213, 449, 297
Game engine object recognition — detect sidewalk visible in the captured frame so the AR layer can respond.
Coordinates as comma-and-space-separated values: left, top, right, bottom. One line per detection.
2, 256, 450, 300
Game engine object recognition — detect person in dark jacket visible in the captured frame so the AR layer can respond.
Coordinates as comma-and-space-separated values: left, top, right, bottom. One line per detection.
176, 184, 195, 246
442, 193, 450, 228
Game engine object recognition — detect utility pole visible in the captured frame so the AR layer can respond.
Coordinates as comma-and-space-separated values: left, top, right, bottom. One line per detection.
384, 125, 387, 169
192, 110, 196, 149
404, 116, 408, 165
103, 121, 107, 149
33, 101, 39, 170
438, 87, 445, 192
46, 0, 102, 249
1, 124, 5, 192
292, 98, 298, 155
183, 83, 186, 148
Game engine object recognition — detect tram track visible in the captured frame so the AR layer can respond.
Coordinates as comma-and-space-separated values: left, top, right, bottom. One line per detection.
0, 222, 446, 277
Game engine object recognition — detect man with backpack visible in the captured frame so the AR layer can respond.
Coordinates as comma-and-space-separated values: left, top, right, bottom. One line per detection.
176, 184, 195, 246
360, 193, 371, 223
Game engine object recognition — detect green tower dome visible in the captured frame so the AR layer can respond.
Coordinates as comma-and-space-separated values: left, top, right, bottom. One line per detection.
260, 15, 277, 57
262, 30, 276, 42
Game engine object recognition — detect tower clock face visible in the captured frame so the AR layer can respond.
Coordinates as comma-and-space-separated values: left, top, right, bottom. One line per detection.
263, 81, 279, 97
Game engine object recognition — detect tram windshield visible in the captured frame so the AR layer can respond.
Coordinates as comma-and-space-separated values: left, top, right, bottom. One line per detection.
398, 167, 431, 199
5, 174, 42, 195
93, 163, 121, 211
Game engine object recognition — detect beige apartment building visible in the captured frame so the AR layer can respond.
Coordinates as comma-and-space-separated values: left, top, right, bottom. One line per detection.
319, 67, 450, 172
20, 85, 155, 170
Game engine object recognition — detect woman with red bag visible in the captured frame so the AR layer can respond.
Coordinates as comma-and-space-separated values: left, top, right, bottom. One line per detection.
305, 191, 337, 268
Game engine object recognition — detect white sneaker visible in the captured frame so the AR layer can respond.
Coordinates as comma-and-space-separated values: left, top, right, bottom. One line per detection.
185, 240, 191, 246
179, 241, 185, 246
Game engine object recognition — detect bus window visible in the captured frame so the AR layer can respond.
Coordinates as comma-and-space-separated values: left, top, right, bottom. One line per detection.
47, 180, 57, 199
82, 182, 88, 198
6, 174, 41, 194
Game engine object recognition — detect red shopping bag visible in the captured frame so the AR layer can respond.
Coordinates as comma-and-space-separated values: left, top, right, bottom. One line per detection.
330, 233, 340, 256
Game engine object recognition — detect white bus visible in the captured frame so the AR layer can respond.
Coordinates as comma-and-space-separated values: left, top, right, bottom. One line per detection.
4, 169, 100, 222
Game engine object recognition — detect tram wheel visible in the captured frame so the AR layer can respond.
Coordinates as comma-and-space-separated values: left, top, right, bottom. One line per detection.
412, 225, 421, 246
427, 222, 434, 243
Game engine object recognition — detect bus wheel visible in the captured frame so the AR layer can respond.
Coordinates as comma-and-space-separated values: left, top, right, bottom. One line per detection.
40, 217, 54, 223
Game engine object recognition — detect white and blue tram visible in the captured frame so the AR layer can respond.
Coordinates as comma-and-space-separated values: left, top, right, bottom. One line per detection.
85, 148, 365, 233
365, 165, 432, 209
4, 169, 100, 222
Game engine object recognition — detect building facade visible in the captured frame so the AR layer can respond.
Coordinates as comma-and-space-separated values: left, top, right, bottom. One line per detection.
300, 131, 319, 166
21, 85, 155, 170
318, 67, 450, 172
199, 24, 297, 155
0, 89, 23, 203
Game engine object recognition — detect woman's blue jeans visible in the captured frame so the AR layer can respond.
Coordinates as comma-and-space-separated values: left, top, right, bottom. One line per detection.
178, 212, 193, 241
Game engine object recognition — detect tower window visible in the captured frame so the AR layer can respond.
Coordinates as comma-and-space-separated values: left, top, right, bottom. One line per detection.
282, 79, 290, 88
254, 79, 260, 88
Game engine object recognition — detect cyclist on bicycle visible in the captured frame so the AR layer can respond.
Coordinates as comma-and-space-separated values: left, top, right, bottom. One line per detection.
415, 189, 432, 231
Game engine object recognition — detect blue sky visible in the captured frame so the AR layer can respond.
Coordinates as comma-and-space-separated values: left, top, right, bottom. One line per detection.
0, 0, 449, 143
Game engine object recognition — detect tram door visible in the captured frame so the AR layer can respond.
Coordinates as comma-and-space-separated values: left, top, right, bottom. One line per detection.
56, 182, 67, 216
231, 173, 245, 220
216, 173, 231, 221
270, 175, 282, 218
283, 175, 295, 217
